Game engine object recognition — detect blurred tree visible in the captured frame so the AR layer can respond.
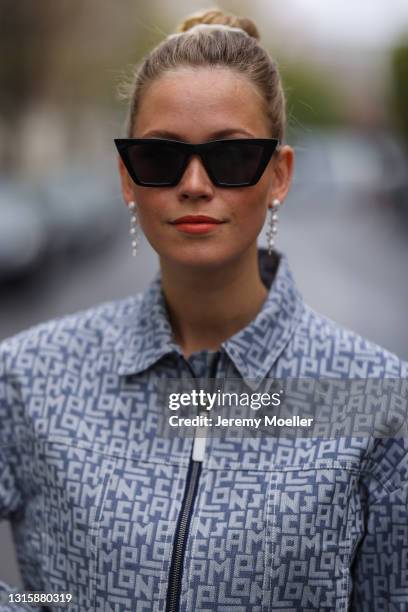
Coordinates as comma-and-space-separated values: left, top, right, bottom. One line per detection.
389, 39, 408, 144
279, 61, 345, 139
0, 0, 164, 172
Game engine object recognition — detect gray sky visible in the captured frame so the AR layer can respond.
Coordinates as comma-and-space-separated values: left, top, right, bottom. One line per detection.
252, 0, 408, 48
167, 0, 408, 49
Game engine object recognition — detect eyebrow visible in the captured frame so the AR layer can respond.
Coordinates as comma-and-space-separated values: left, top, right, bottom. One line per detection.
141, 128, 254, 140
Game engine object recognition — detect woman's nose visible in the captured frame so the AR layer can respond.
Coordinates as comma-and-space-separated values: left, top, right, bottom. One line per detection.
178, 154, 213, 195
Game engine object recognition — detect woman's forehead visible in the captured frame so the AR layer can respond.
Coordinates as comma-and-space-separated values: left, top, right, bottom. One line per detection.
134, 68, 268, 136
145, 66, 258, 98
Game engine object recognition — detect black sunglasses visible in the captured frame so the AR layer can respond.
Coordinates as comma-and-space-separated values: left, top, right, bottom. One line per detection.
114, 137, 280, 188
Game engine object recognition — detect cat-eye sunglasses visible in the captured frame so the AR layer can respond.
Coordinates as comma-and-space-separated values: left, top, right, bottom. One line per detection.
114, 137, 280, 188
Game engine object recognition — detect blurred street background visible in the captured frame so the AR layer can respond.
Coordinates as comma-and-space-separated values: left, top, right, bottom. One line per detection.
1, 0, 408, 587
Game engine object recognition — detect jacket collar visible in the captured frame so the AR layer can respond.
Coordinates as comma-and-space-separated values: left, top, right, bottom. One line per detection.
117, 248, 304, 384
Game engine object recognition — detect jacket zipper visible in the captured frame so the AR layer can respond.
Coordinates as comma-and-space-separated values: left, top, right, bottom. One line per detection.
165, 351, 221, 612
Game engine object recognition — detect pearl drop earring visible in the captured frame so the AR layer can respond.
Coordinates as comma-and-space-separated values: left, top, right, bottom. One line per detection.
266, 198, 281, 255
128, 201, 139, 257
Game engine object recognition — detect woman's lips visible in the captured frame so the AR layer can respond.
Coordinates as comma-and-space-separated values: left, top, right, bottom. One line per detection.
171, 215, 225, 234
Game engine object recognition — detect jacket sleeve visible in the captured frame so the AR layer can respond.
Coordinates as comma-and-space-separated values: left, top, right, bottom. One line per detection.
0, 453, 38, 612
351, 437, 408, 611
0, 342, 37, 612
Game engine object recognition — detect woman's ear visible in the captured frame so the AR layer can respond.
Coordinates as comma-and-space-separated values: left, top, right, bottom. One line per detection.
117, 156, 136, 205
268, 144, 295, 203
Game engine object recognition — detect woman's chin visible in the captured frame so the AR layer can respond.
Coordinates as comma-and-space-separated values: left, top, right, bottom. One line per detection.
158, 242, 242, 270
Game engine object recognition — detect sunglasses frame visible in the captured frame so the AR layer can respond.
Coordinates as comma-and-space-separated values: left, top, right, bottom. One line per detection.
114, 137, 280, 188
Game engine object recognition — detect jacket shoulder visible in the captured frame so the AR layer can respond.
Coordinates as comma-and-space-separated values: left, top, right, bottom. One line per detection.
292, 302, 408, 377
0, 294, 142, 369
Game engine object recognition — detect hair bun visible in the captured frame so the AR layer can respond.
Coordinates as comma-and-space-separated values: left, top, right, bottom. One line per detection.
176, 8, 260, 41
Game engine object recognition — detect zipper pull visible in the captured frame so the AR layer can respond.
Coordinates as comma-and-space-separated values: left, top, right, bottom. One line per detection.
192, 434, 206, 462
192, 403, 207, 462
192, 394, 209, 462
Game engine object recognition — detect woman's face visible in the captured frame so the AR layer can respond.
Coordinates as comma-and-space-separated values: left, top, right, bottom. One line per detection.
118, 67, 294, 270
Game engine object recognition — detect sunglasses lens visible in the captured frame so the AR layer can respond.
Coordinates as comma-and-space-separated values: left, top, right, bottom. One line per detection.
127, 142, 185, 185
208, 142, 266, 185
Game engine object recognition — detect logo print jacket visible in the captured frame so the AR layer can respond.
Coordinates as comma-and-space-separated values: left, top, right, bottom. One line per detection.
0, 248, 407, 611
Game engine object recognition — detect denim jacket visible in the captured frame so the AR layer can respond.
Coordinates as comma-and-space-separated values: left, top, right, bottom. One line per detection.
0, 248, 407, 612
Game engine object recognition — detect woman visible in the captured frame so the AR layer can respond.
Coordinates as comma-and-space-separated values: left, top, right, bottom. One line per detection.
1, 8, 407, 612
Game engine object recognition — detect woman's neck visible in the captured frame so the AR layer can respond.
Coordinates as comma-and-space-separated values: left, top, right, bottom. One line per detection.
159, 246, 269, 359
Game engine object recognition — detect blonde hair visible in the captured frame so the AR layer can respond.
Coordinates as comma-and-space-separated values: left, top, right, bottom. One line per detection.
119, 7, 286, 141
